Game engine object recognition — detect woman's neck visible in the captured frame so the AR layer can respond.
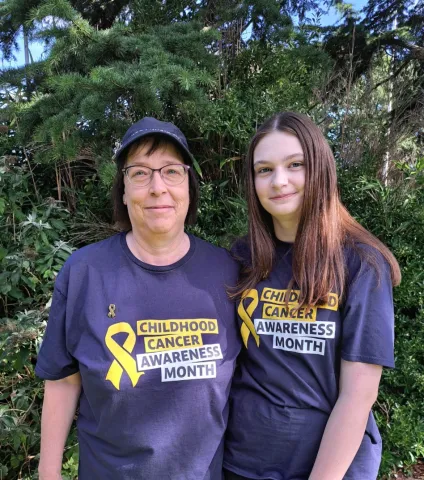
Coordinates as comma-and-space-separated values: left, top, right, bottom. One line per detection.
126, 230, 190, 266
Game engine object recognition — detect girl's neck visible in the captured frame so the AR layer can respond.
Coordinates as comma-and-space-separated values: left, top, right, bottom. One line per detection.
273, 217, 298, 243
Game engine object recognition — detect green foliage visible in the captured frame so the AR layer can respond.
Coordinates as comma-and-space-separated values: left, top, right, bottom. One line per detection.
339, 159, 424, 476
1, 0, 423, 477
0, 158, 77, 479
377, 312, 424, 472
0, 161, 74, 309
188, 182, 247, 248
1, 3, 220, 171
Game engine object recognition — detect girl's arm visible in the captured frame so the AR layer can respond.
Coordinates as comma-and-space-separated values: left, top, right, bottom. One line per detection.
308, 360, 382, 480
38, 372, 82, 480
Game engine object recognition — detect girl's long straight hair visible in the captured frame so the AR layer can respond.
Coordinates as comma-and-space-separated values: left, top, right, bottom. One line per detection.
232, 112, 401, 305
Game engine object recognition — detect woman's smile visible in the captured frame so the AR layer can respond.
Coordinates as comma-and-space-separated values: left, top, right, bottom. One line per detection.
145, 205, 174, 211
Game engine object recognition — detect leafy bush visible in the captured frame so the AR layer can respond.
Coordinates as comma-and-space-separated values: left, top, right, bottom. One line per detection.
0, 158, 77, 479
1, 152, 423, 479
339, 160, 424, 476
188, 182, 247, 248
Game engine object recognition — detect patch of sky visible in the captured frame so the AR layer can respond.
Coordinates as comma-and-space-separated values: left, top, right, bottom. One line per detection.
0, 18, 65, 68
240, 0, 369, 43
319, 0, 369, 26
1, 34, 45, 68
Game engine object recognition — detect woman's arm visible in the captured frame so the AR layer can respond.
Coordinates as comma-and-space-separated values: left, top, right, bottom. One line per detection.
38, 372, 82, 480
308, 360, 382, 480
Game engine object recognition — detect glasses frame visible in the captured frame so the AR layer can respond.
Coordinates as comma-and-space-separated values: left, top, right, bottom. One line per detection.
122, 163, 191, 187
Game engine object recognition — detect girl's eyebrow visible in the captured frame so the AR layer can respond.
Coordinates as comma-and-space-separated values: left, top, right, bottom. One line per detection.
254, 154, 304, 165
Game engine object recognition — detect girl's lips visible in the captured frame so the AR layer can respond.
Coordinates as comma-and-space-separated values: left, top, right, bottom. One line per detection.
270, 193, 297, 200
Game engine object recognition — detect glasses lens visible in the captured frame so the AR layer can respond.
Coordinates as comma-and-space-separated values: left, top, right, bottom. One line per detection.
127, 166, 151, 186
162, 165, 187, 185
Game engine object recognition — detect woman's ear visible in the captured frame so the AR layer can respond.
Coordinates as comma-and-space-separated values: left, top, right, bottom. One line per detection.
123, 194, 127, 205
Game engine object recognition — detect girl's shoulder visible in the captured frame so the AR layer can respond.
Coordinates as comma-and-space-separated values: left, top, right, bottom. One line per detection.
230, 236, 252, 268
343, 241, 390, 286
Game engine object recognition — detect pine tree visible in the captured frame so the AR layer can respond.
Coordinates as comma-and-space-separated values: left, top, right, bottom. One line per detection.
1, 0, 220, 196
323, 0, 424, 134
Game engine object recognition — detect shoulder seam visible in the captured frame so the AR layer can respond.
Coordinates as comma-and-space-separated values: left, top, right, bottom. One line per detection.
54, 284, 67, 298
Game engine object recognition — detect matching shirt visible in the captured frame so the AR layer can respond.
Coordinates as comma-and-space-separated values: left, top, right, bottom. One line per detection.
224, 238, 395, 480
36, 232, 395, 480
35, 233, 241, 480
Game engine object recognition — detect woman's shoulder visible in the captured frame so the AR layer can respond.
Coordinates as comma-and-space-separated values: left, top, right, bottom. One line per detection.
65, 233, 123, 268
55, 233, 123, 288
190, 234, 239, 268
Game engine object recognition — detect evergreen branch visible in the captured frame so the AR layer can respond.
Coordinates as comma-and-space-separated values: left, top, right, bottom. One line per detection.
371, 60, 410, 91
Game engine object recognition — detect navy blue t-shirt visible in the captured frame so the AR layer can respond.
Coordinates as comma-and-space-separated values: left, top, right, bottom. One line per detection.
224, 239, 395, 480
35, 233, 241, 480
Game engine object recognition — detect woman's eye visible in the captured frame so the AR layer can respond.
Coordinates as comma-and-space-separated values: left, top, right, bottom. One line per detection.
132, 168, 149, 177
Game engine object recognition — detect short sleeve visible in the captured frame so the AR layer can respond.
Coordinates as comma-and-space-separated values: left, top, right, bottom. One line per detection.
35, 273, 79, 380
230, 237, 251, 268
341, 251, 395, 368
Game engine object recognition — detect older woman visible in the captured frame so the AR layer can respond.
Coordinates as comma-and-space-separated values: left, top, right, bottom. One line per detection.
36, 118, 240, 480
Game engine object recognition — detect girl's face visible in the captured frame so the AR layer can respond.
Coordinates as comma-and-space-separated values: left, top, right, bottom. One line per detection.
253, 131, 305, 226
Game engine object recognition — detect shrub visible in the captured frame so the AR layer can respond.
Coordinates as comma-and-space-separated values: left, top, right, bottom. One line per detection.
0, 158, 77, 479
1, 153, 423, 479
339, 160, 424, 476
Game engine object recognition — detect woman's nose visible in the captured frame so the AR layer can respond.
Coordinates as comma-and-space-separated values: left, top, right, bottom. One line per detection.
149, 170, 167, 194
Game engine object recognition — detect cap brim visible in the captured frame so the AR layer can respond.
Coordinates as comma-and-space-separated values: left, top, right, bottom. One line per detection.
113, 131, 193, 165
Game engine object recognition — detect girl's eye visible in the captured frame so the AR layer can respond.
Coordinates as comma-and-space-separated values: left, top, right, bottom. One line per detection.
290, 162, 304, 169
256, 167, 272, 174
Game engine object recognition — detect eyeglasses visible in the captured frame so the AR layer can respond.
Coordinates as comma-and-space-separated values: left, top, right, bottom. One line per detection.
122, 164, 190, 187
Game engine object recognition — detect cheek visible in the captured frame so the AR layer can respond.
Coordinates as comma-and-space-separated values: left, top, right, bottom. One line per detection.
174, 185, 190, 209
296, 171, 306, 190
125, 188, 147, 206
254, 178, 268, 200
182, 181, 190, 204
182, 191, 190, 208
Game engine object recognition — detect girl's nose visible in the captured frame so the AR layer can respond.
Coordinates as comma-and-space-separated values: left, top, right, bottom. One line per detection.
271, 168, 289, 188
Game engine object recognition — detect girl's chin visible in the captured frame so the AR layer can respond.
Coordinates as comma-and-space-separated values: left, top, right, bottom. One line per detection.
267, 208, 301, 221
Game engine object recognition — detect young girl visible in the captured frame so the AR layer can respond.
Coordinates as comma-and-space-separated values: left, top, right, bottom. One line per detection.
224, 112, 400, 480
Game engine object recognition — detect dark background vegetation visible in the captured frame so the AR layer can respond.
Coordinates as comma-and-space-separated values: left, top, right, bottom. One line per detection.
0, 0, 423, 478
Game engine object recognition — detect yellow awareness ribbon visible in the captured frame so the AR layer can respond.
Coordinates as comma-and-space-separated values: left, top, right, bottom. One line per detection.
238, 289, 260, 349
105, 322, 144, 390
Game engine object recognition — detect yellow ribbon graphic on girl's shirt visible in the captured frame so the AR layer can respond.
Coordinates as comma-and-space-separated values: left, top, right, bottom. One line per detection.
105, 322, 144, 390
238, 289, 260, 348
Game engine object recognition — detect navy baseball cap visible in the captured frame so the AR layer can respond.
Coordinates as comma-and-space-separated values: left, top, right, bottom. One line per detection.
113, 117, 194, 164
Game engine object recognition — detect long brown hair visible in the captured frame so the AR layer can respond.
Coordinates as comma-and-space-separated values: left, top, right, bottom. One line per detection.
233, 112, 401, 305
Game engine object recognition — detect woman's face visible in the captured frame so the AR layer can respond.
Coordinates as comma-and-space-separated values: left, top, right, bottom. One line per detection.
123, 140, 190, 238
253, 131, 306, 226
